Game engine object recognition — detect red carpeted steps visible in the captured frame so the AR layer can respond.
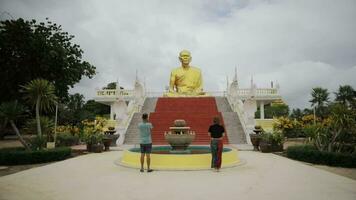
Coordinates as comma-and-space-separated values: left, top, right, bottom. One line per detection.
149, 97, 229, 145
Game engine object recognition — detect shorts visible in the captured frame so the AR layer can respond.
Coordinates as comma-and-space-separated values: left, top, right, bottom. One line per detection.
140, 143, 152, 153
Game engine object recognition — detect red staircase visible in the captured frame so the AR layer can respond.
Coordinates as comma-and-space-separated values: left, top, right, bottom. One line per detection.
149, 97, 229, 145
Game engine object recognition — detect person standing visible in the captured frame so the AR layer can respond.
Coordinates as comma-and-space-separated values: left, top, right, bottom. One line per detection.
208, 116, 225, 172
138, 113, 153, 172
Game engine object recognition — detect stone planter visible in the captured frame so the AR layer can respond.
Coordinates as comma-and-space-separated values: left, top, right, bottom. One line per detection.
91, 144, 104, 153
249, 134, 261, 151
259, 141, 272, 153
103, 138, 112, 151
86, 143, 92, 152
259, 141, 283, 153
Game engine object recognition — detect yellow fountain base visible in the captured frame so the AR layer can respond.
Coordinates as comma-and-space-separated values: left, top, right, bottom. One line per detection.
118, 146, 240, 170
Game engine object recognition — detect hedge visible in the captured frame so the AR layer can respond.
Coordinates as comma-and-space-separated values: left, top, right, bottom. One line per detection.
56, 133, 79, 147
286, 145, 356, 168
0, 147, 72, 165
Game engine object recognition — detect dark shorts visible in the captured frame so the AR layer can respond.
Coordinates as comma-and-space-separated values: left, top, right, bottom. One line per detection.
140, 143, 152, 154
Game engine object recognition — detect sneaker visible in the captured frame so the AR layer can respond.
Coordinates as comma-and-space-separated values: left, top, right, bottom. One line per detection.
147, 169, 153, 173
140, 169, 144, 172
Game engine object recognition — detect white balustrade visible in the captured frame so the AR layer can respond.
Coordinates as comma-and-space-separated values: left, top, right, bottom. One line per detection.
96, 89, 134, 97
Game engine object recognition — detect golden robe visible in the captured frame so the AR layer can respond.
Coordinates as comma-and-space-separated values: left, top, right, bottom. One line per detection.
168, 66, 203, 95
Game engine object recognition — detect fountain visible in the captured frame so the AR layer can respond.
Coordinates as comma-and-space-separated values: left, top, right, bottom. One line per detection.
118, 119, 240, 170
164, 119, 195, 153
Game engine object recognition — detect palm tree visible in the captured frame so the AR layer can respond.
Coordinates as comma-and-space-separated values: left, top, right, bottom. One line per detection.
0, 101, 30, 150
310, 87, 330, 118
21, 79, 57, 138
335, 85, 355, 106
310, 87, 330, 108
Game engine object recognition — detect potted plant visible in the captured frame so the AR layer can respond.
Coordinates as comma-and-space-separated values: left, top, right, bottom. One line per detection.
82, 117, 107, 153
259, 131, 283, 153
102, 135, 112, 151
84, 132, 104, 153
249, 125, 263, 151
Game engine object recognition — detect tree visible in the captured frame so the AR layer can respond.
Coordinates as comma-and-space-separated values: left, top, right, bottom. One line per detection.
21, 79, 57, 138
335, 85, 355, 106
310, 87, 330, 118
0, 18, 96, 102
290, 108, 303, 120
83, 100, 110, 116
67, 93, 85, 111
58, 93, 86, 125
0, 101, 30, 150
103, 82, 117, 90
102, 82, 124, 90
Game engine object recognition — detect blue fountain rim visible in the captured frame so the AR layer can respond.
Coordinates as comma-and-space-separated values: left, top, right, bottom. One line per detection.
129, 145, 232, 154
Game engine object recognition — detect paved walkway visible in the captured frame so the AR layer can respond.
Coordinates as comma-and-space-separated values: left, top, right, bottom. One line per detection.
0, 150, 355, 200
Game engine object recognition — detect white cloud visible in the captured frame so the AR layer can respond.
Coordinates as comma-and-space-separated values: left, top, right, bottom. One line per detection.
1, 0, 356, 108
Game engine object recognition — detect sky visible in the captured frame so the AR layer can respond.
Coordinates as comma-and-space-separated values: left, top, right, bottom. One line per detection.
1, 0, 356, 109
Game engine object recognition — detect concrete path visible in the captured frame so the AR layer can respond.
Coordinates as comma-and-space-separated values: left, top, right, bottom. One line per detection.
0, 150, 355, 200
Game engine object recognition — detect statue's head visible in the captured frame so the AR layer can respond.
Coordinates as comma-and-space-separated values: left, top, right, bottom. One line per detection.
179, 50, 192, 66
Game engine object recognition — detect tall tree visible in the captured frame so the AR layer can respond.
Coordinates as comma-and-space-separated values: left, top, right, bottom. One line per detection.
0, 101, 30, 150
21, 79, 57, 138
335, 85, 355, 106
103, 82, 117, 90
0, 18, 96, 102
58, 93, 86, 125
310, 87, 330, 117
290, 108, 303, 120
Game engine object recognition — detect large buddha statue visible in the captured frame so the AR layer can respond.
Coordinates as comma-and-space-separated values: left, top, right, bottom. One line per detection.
165, 50, 206, 97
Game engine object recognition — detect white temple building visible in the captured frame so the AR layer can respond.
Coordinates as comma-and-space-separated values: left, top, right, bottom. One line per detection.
94, 69, 284, 145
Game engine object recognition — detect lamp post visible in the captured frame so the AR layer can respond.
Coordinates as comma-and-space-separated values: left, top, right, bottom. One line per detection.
54, 102, 58, 146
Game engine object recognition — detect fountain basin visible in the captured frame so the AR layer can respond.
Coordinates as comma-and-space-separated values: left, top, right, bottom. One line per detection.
119, 146, 240, 170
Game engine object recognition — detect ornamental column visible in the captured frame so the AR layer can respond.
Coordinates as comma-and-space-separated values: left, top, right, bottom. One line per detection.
260, 101, 265, 119
110, 103, 114, 120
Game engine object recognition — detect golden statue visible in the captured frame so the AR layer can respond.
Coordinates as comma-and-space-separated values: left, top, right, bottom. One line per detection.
165, 50, 206, 97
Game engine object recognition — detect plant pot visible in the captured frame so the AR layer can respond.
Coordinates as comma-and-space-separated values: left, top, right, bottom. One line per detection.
91, 144, 104, 153
103, 138, 112, 151
249, 134, 261, 151
259, 141, 272, 153
86, 143, 92, 152
271, 144, 283, 152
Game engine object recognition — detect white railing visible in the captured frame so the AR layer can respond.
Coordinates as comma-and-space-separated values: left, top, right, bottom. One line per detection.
226, 96, 251, 145
116, 97, 145, 146
96, 89, 134, 97
207, 91, 227, 97
146, 91, 164, 97
96, 88, 278, 99
236, 88, 278, 96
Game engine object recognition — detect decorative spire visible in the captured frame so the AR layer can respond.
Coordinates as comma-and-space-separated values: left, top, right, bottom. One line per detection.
250, 75, 254, 88
233, 66, 238, 83
144, 76, 146, 93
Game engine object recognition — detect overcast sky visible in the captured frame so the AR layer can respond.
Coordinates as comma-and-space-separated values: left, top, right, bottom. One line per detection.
1, 0, 356, 109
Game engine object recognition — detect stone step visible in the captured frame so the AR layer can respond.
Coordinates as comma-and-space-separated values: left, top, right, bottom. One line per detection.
124, 97, 158, 144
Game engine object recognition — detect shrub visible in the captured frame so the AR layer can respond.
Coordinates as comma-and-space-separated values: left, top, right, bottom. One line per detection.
286, 145, 356, 168
274, 117, 306, 138
0, 147, 72, 165
24, 117, 54, 140
27, 135, 47, 150
260, 131, 283, 145
56, 133, 79, 147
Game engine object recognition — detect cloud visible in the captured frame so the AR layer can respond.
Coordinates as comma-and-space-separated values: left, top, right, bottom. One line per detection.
1, 0, 356, 108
